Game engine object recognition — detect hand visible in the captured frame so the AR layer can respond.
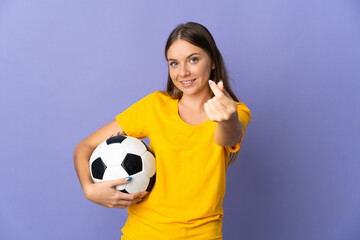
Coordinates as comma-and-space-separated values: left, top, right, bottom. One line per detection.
204, 80, 238, 123
84, 177, 147, 209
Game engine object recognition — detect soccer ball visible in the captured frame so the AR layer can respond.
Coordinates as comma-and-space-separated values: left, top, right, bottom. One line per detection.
89, 135, 156, 194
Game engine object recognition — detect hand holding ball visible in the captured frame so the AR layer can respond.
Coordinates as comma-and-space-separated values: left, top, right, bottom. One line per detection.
89, 135, 156, 194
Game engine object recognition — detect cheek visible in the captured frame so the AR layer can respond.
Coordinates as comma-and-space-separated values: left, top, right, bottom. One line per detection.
169, 70, 175, 80
169, 69, 178, 83
198, 63, 212, 77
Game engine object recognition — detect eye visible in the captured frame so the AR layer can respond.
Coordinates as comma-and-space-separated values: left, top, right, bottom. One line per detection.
169, 62, 178, 67
190, 57, 198, 63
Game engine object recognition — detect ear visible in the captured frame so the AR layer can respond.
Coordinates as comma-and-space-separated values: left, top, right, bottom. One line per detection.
211, 61, 215, 70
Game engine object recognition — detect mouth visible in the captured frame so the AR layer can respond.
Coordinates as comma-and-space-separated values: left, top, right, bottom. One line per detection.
180, 79, 196, 87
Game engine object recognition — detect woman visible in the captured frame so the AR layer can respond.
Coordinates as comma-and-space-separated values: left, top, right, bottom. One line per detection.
74, 22, 251, 239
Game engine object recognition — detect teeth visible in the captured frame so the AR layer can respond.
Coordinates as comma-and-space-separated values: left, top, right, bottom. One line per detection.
181, 80, 194, 84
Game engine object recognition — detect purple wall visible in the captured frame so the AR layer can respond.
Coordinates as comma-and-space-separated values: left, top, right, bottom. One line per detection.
1, 0, 359, 239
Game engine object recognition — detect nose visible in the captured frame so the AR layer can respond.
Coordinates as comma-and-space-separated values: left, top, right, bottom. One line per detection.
179, 63, 190, 78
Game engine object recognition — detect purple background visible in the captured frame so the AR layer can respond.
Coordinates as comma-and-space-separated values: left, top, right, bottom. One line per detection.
1, 0, 359, 239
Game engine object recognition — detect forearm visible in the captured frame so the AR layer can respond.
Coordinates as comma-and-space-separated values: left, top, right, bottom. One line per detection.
214, 114, 243, 147
73, 142, 95, 194
73, 120, 125, 194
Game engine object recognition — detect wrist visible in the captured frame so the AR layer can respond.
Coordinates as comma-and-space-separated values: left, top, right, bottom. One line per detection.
219, 112, 239, 126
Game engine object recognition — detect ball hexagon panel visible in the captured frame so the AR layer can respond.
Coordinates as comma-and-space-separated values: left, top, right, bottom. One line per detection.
121, 136, 147, 156
103, 165, 128, 181
142, 141, 155, 156
90, 141, 107, 162
124, 172, 150, 193
101, 143, 127, 167
141, 151, 156, 177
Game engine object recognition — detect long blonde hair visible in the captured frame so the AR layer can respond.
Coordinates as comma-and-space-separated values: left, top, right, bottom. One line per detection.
164, 22, 241, 166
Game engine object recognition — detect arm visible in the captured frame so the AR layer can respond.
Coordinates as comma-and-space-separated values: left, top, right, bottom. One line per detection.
204, 80, 242, 147
74, 120, 124, 192
73, 120, 145, 208
214, 113, 243, 147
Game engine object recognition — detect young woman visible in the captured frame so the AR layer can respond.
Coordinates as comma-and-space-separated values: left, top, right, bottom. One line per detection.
74, 22, 251, 240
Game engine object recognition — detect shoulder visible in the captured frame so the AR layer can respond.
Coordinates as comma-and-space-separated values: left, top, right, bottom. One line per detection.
149, 91, 174, 104
142, 90, 169, 99
134, 91, 174, 109
136, 91, 166, 102
153, 90, 172, 99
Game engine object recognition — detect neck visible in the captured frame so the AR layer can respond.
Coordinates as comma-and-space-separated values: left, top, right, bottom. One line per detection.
179, 90, 211, 112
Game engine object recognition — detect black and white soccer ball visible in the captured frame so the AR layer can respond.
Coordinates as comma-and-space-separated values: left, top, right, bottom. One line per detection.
89, 135, 156, 194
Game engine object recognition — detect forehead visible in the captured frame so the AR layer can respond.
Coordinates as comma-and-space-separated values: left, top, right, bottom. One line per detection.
167, 39, 207, 59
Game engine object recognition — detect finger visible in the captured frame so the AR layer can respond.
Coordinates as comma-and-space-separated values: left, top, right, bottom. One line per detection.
218, 80, 225, 91
217, 80, 232, 98
211, 97, 227, 113
113, 192, 146, 207
208, 80, 224, 98
113, 198, 142, 208
131, 193, 147, 203
108, 192, 142, 208
208, 99, 224, 118
204, 100, 222, 122
139, 192, 148, 198
122, 191, 146, 200
107, 176, 133, 187
115, 198, 132, 207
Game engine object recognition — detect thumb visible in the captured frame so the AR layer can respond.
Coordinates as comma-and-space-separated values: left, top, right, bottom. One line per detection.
107, 176, 132, 187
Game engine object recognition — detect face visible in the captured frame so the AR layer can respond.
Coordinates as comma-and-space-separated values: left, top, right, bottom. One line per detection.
166, 39, 215, 98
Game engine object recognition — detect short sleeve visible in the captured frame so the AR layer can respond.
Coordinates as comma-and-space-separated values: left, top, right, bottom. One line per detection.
226, 102, 251, 153
115, 93, 155, 139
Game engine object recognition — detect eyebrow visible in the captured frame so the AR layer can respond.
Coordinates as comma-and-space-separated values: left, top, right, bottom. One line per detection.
167, 52, 202, 61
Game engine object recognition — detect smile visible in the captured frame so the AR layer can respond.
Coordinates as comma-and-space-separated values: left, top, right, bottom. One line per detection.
180, 79, 196, 84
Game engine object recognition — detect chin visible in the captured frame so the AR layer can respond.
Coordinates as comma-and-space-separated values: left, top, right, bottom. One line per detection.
182, 88, 206, 97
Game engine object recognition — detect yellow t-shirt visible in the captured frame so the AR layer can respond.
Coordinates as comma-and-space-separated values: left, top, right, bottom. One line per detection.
115, 91, 251, 240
